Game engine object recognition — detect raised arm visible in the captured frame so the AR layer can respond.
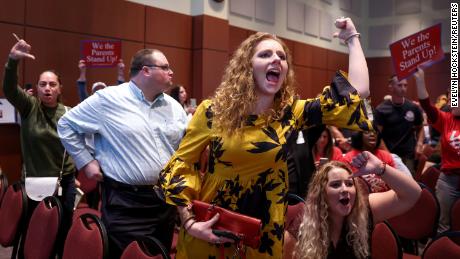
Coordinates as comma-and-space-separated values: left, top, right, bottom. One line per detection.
351, 151, 421, 223
329, 126, 351, 152
414, 68, 429, 100
117, 59, 125, 84
77, 59, 89, 101
414, 68, 439, 124
333, 17, 369, 98
3, 36, 36, 115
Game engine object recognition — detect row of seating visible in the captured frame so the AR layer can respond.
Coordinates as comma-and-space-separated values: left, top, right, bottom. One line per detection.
389, 182, 460, 257
0, 174, 7, 203
416, 165, 441, 194
373, 222, 460, 259
370, 182, 460, 258
0, 182, 25, 259
2, 172, 460, 259
0, 177, 171, 259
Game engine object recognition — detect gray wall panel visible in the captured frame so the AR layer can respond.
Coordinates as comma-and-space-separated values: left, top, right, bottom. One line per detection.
320, 11, 333, 41
369, 24, 393, 50
395, 0, 421, 15
305, 5, 320, 37
255, 0, 275, 24
433, 19, 450, 46
340, 0, 352, 12
369, 0, 393, 18
432, 0, 451, 10
230, 0, 255, 18
351, 0, 361, 16
394, 21, 420, 40
287, 0, 305, 32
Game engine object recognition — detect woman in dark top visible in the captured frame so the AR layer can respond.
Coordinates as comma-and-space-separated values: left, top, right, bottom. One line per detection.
3, 36, 76, 255
295, 152, 421, 259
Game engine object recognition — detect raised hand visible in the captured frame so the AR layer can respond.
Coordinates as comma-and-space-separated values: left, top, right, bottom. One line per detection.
336, 17, 369, 97
78, 59, 87, 82
9, 33, 35, 60
25, 88, 34, 96
413, 67, 425, 83
336, 137, 351, 152
333, 17, 359, 43
117, 59, 125, 82
117, 59, 125, 71
350, 151, 384, 177
414, 66, 429, 99
78, 59, 86, 72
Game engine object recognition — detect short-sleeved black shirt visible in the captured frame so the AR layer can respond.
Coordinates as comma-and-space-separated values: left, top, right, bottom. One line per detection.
374, 99, 423, 159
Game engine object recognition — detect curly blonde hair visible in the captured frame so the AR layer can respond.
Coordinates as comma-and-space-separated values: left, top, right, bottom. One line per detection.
295, 161, 370, 259
210, 32, 296, 134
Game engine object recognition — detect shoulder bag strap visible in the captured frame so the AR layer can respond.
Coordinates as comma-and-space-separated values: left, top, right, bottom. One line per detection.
57, 106, 70, 195
59, 105, 70, 181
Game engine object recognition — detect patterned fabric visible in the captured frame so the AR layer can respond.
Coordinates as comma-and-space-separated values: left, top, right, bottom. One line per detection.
160, 71, 371, 258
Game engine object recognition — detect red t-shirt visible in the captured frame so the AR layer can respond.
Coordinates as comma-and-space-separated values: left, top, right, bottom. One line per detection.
342, 149, 395, 193
420, 98, 460, 171
314, 146, 343, 162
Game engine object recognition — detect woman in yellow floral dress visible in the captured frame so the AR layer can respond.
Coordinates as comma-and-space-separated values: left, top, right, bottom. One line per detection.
160, 17, 371, 258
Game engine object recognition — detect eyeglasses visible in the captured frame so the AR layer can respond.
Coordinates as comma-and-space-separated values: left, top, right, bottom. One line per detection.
143, 64, 172, 72
38, 81, 59, 87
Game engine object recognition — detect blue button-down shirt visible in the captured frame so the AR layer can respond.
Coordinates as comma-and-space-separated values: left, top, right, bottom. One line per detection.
58, 81, 188, 185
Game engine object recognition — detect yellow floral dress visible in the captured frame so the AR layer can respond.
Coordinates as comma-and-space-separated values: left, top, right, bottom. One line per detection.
160, 72, 372, 258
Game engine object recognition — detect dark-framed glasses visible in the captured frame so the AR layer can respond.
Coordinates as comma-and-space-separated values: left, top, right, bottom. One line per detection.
143, 64, 172, 72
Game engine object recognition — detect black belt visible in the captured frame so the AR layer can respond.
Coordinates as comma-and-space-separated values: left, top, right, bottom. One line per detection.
103, 176, 154, 192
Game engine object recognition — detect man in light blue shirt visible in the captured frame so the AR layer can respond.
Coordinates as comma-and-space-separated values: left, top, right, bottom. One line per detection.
58, 49, 187, 258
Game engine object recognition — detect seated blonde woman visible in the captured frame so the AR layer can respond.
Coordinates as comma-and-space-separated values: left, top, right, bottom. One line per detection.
295, 151, 421, 259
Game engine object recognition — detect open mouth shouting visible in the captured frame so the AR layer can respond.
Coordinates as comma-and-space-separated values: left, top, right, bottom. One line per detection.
339, 197, 350, 206
326, 167, 357, 217
41, 92, 56, 102
266, 68, 281, 84
335, 194, 354, 216
251, 39, 289, 97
